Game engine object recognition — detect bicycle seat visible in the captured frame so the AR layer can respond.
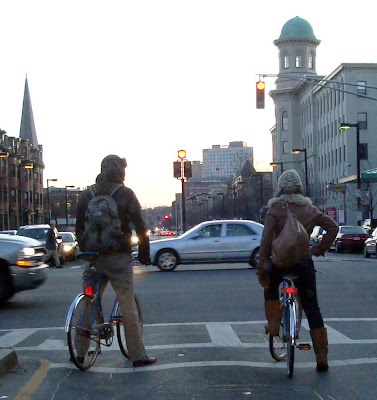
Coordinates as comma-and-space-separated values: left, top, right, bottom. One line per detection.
281, 274, 298, 281
78, 252, 100, 262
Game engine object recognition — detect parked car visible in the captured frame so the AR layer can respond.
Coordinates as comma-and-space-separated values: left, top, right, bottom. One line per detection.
59, 232, 79, 261
309, 226, 324, 245
0, 234, 48, 305
0, 230, 17, 235
17, 224, 65, 265
364, 227, 377, 258
331, 226, 368, 253
149, 219, 263, 271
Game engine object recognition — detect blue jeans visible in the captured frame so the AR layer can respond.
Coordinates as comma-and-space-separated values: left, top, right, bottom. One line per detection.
264, 259, 324, 330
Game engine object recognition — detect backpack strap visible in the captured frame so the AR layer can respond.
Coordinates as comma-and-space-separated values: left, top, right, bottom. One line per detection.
88, 185, 97, 198
109, 184, 122, 197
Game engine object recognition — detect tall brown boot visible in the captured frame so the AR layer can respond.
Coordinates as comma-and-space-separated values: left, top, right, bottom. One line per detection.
310, 327, 329, 372
264, 300, 281, 336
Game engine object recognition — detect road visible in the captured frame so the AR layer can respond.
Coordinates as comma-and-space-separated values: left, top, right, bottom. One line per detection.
0, 253, 376, 400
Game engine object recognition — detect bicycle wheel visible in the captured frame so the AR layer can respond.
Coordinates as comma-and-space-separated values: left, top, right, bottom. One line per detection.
67, 296, 101, 371
286, 303, 296, 378
269, 304, 287, 361
116, 294, 143, 358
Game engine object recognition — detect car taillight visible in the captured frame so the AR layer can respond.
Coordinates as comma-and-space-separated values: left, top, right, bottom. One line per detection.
340, 234, 354, 239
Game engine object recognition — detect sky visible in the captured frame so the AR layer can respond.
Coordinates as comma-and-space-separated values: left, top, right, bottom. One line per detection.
0, 0, 376, 208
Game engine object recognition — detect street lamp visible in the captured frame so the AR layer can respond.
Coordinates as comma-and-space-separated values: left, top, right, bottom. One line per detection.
65, 185, 75, 228
47, 179, 57, 224
217, 192, 225, 219
270, 161, 283, 174
339, 122, 361, 224
291, 148, 309, 197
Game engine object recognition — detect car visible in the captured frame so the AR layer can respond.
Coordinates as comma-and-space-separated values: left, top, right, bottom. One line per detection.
0, 234, 48, 305
149, 219, 263, 271
310, 226, 324, 245
0, 230, 17, 235
17, 224, 65, 265
331, 226, 368, 253
364, 227, 377, 258
59, 232, 80, 261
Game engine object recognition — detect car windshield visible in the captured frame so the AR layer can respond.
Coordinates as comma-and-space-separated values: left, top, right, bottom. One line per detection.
18, 228, 49, 240
340, 226, 367, 234
60, 233, 74, 242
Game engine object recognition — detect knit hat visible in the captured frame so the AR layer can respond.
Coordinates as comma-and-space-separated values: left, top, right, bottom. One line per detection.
277, 169, 303, 195
101, 155, 127, 174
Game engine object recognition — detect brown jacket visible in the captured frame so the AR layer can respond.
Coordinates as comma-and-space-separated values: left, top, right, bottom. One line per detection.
258, 193, 339, 272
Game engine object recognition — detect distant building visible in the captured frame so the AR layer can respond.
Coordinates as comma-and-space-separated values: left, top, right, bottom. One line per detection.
202, 141, 253, 179
0, 78, 44, 229
270, 16, 377, 225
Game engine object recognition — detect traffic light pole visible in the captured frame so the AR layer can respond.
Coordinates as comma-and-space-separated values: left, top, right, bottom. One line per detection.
181, 176, 186, 232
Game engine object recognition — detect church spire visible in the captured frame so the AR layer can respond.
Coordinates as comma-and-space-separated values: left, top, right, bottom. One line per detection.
19, 76, 38, 148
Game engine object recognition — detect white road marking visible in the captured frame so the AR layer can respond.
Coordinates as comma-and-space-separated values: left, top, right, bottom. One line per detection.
48, 357, 377, 373
0, 328, 38, 347
206, 323, 242, 346
300, 320, 353, 344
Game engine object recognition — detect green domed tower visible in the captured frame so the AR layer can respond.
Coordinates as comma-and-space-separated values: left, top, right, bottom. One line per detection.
274, 16, 320, 89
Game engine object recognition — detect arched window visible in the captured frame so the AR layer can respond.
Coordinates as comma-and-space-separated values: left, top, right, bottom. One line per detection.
284, 55, 290, 69
282, 111, 288, 131
296, 55, 302, 68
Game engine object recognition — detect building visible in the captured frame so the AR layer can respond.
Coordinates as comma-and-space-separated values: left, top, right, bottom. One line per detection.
270, 16, 377, 225
202, 141, 253, 179
0, 78, 44, 229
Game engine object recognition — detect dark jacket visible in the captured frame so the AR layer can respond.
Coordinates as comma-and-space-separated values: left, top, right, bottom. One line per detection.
45, 227, 58, 250
258, 193, 339, 272
75, 172, 150, 259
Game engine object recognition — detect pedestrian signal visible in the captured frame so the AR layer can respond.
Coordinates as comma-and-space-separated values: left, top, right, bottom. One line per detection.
256, 81, 265, 109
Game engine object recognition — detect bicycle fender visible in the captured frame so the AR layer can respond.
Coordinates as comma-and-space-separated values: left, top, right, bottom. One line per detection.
65, 293, 86, 332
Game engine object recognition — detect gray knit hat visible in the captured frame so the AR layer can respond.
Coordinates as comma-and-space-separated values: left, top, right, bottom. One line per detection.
101, 155, 127, 174
277, 169, 303, 195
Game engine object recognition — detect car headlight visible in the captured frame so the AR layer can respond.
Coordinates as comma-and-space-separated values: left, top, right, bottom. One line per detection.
63, 244, 73, 252
21, 247, 36, 256
131, 236, 139, 244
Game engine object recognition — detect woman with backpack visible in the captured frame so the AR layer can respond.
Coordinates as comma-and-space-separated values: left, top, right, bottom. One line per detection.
256, 169, 339, 372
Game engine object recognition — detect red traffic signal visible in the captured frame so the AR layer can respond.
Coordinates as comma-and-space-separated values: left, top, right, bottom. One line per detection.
164, 214, 169, 219
256, 81, 265, 109
178, 150, 186, 159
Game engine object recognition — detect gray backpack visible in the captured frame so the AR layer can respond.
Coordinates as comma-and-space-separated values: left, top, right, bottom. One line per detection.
84, 184, 123, 254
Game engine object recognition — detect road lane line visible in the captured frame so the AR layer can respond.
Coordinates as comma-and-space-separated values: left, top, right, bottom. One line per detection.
48, 357, 377, 373
206, 323, 242, 346
0, 328, 37, 347
300, 321, 353, 344
14, 359, 50, 400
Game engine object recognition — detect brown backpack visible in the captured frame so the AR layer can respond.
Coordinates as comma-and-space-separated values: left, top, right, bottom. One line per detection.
271, 204, 309, 268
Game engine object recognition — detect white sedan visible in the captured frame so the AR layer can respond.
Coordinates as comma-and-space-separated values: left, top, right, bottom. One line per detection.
149, 220, 263, 271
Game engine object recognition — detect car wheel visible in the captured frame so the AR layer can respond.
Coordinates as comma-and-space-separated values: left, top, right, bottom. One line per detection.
364, 246, 370, 258
156, 250, 178, 272
249, 248, 260, 268
335, 241, 342, 253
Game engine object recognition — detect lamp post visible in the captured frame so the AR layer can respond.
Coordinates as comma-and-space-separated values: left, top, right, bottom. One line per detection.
217, 192, 225, 219
47, 179, 57, 224
65, 185, 75, 228
270, 161, 283, 174
291, 148, 309, 196
339, 122, 361, 224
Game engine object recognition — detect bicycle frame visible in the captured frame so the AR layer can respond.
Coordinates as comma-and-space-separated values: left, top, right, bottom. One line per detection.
281, 279, 300, 344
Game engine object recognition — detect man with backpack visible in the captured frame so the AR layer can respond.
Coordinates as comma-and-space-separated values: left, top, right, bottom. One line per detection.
75, 154, 157, 367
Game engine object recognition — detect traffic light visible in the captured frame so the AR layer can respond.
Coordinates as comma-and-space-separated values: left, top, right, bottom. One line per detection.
184, 161, 192, 179
164, 214, 169, 220
256, 81, 265, 109
178, 150, 186, 159
173, 161, 181, 178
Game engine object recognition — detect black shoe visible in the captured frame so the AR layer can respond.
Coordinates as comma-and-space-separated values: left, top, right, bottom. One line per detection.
56, 265, 63, 268
133, 356, 157, 368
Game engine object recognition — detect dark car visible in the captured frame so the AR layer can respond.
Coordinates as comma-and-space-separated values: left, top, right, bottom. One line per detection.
364, 227, 377, 258
331, 226, 368, 253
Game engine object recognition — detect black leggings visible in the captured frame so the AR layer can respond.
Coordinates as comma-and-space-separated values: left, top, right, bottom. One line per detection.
264, 260, 324, 330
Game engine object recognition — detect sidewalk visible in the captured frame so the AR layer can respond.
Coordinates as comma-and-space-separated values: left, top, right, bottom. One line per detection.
0, 347, 18, 376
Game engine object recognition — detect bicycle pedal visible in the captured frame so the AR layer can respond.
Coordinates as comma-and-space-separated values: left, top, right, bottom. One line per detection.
87, 351, 95, 356
298, 343, 311, 350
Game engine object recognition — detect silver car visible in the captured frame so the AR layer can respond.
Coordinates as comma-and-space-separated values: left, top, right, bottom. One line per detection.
0, 234, 48, 305
150, 220, 263, 271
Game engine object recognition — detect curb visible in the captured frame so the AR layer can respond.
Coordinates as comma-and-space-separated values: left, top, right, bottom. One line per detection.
0, 347, 18, 376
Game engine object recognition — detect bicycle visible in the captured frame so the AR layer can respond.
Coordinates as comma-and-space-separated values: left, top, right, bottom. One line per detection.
65, 252, 143, 371
269, 273, 311, 377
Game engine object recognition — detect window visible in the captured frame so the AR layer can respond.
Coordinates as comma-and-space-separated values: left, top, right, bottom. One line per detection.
282, 141, 289, 154
296, 55, 302, 68
284, 55, 289, 69
226, 224, 254, 237
198, 224, 222, 238
357, 81, 366, 95
282, 112, 288, 131
358, 113, 367, 129
308, 55, 313, 69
